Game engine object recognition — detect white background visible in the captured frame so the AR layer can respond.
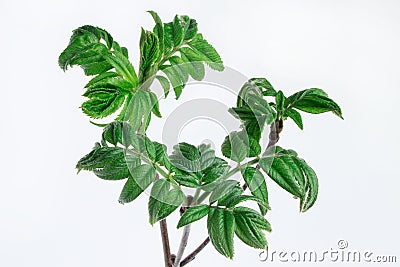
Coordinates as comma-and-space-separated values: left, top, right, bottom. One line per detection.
1, 0, 400, 266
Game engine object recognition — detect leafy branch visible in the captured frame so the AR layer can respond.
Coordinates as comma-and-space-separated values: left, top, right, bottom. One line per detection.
59, 10, 343, 267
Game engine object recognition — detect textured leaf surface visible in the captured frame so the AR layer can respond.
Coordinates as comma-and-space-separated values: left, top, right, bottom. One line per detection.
59, 25, 113, 75
188, 34, 224, 71
221, 131, 261, 162
259, 146, 319, 212
207, 207, 235, 259
148, 179, 185, 224
242, 167, 269, 215
119, 164, 156, 204
285, 88, 343, 119
177, 204, 210, 228
209, 180, 238, 204
285, 108, 303, 130
233, 207, 269, 249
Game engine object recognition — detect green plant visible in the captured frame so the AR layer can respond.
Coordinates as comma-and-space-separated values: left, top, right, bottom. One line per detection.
59, 11, 343, 267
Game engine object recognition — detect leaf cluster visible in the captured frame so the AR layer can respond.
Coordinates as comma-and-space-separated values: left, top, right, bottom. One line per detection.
59, 11, 343, 262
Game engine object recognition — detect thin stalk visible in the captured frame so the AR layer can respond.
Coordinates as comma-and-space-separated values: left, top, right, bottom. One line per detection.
174, 225, 191, 267
180, 238, 210, 266
160, 219, 172, 267
174, 196, 194, 266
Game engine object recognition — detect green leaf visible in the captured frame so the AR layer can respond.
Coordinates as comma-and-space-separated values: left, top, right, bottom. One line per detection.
207, 207, 235, 259
144, 136, 157, 160
139, 30, 161, 82
59, 27, 139, 121
68, 43, 112, 76
173, 174, 200, 188
221, 132, 246, 163
217, 186, 243, 206
81, 93, 125, 119
242, 167, 269, 215
201, 158, 230, 184
245, 94, 276, 125
155, 15, 223, 100
85, 71, 119, 87
163, 22, 174, 54
81, 71, 134, 120
76, 146, 125, 172
275, 90, 285, 113
102, 51, 138, 86
59, 25, 114, 75
148, 11, 164, 53
83, 73, 133, 97
233, 211, 267, 249
153, 142, 173, 171
233, 207, 270, 249
294, 158, 319, 212
209, 180, 238, 204
188, 34, 224, 71
161, 65, 184, 99
93, 156, 140, 180
76, 146, 141, 181
249, 78, 276, 96
233, 206, 272, 231
221, 131, 261, 162
120, 90, 153, 133
197, 143, 217, 170
285, 108, 303, 130
169, 142, 202, 174
148, 179, 185, 224
259, 146, 319, 212
155, 75, 170, 97
177, 204, 210, 228
225, 195, 269, 209
285, 88, 343, 119
180, 48, 205, 81
149, 91, 162, 118
124, 133, 156, 159
119, 164, 156, 204
181, 16, 198, 40
259, 146, 303, 198
168, 56, 189, 85
233, 80, 277, 141
101, 121, 156, 153
229, 107, 258, 121
108, 119, 132, 147
229, 106, 268, 141
215, 184, 268, 209
172, 15, 184, 47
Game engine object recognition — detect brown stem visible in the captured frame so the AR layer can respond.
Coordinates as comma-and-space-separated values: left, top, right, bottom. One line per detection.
180, 237, 210, 266
174, 196, 194, 267
267, 117, 283, 148
160, 219, 172, 267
